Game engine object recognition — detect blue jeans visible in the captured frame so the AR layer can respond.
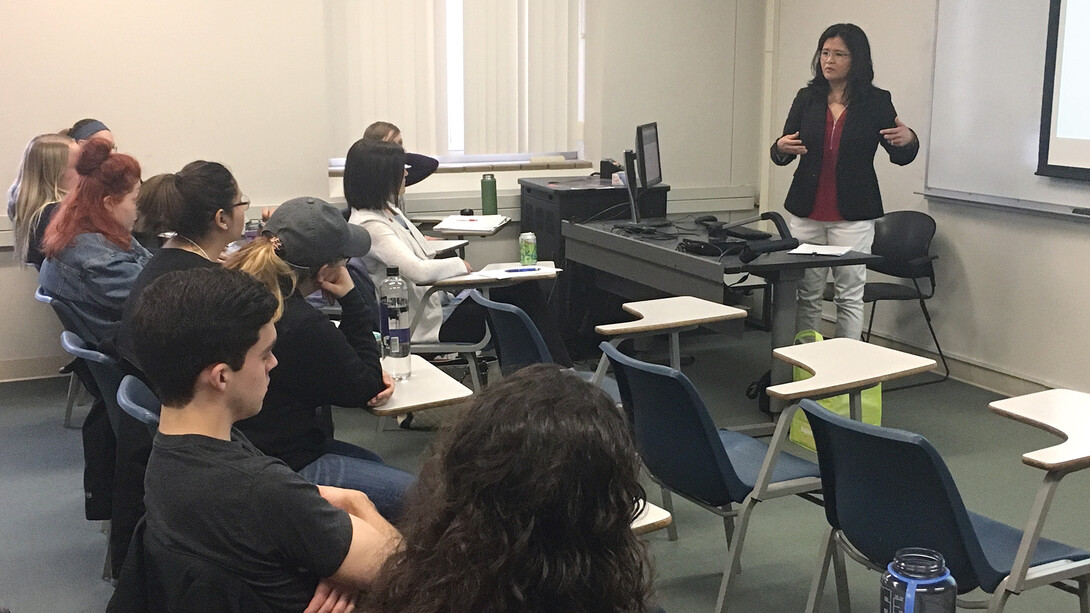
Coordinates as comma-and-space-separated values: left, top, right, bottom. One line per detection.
298, 439, 415, 521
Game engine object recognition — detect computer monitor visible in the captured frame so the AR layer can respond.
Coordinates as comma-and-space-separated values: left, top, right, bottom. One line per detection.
636, 122, 662, 190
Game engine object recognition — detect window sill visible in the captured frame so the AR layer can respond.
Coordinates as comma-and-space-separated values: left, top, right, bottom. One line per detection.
328, 158, 591, 178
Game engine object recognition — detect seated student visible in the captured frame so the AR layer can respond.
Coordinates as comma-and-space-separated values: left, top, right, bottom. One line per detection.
226, 198, 413, 519
128, 267, 400, 612
363, 364, 655, 613
10, 133, 79, 268
6, 118, 113, 221
39, 137, 148, 345
91, 161, 250, 576
345, 139, 572, 364
363, 120, 439, 188
114, 160, 247, 369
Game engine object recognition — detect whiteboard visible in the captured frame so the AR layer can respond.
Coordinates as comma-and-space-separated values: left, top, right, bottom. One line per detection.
926, 0, 1090, 217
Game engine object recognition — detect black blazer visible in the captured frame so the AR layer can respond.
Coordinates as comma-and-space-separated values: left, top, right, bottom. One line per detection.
771, 85, 918, 221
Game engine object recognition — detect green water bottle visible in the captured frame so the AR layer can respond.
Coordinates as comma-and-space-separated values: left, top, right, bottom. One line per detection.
481, 173, 498, 215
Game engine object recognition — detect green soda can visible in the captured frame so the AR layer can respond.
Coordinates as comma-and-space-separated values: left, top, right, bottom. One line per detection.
519, 232, 538, 265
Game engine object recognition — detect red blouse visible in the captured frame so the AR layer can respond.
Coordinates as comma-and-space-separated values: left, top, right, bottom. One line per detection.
810, 107, 847, 222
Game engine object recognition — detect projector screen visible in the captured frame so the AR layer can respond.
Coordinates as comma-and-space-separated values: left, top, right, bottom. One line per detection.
1038, 0, 1090, 181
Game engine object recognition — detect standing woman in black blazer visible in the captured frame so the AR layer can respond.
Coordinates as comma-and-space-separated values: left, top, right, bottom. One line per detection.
771, 23, 918, 340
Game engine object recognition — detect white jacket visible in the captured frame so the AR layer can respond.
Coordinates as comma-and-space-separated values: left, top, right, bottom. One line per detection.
349, 205, 467, 343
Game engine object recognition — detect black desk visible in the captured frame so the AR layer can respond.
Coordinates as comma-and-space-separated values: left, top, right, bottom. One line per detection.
562, 219, 881, 421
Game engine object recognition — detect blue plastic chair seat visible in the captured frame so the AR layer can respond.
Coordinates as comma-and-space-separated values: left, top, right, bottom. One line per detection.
718, 429, 820, 491
801, 398, 1090, 606
968, 511, 1090, 594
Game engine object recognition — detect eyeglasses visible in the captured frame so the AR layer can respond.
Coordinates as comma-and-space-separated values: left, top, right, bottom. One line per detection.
234, 198, 251, 211
820, 50, 851, 61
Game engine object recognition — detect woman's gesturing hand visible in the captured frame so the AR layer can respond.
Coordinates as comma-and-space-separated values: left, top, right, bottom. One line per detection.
776, 131, 808, 156
880, 117, 916, 147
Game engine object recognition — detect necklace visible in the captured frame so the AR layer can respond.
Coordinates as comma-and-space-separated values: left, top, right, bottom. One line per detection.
174, 235, 211, 261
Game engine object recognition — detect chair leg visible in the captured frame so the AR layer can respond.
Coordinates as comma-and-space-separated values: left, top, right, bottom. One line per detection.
591, 338, 624, 386
831, 541, 851, 613
464, 352, 484, 391
660, 487, 678, 541
714, 497, 758, 613
985, 584, 1012, 613
918, 299, 950, 382
1077, 576, 1090, 613
63, 373, 81, 429
669, 332, 682, 372
805, 526, 837, 613
722, 512, 735, 550
864, 301, 878, 343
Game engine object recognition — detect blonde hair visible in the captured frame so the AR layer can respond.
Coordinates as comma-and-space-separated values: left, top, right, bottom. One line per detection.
223, 236, 296, 319
12, 134, 74, 265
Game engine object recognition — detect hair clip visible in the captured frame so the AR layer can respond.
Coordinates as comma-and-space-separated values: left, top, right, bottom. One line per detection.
267, 235, 283, 251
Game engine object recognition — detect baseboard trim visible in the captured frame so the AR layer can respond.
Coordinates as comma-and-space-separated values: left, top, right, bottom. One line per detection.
0, 355, 72, 384
814, 321, 1048, 399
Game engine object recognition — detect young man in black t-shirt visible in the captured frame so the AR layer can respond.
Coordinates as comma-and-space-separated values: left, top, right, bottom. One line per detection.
128, 267, 400, 612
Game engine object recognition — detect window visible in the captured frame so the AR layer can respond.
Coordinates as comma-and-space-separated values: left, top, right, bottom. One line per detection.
329, 0, 583, 158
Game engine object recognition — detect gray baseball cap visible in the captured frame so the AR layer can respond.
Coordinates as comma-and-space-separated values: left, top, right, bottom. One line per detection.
263, 197, 371, 268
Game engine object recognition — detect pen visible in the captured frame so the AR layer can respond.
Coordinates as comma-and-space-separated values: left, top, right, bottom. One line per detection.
504, 267, 540, 273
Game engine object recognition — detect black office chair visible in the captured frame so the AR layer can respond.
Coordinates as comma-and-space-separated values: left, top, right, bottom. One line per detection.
824, 210, 949, 388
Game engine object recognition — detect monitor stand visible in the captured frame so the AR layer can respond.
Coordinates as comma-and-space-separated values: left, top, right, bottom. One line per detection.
614, 219, 672, 234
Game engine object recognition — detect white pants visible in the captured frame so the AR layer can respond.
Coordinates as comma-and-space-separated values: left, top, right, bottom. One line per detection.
788, 214, 875, 340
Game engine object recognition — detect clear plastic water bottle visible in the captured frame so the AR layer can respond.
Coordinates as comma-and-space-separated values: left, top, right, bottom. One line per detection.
880, 548, 957, 613
379, 266, 411, 380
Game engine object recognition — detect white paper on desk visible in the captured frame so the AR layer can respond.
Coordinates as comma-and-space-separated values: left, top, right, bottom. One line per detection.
789, 243, 852, 256
474, 265, 562, 280
433, 215, 509, 232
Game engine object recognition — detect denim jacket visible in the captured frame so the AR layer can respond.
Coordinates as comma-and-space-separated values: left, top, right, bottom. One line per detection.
39, 232, 151, 345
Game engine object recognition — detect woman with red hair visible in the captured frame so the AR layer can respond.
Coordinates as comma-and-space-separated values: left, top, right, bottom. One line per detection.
39, 138, 149, 345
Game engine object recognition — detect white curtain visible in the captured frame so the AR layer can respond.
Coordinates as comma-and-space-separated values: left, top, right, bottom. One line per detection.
330, 0, 442, 155
463, 0, 577, 154
330, 0, 578, 156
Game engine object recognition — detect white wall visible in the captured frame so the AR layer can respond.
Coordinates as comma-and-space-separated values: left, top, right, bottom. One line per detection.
0, 0, 328, 380
922, 0, 1090, 393
6, 0, 1076, 392
0, 0, 764, 380
583, 0, 764, 216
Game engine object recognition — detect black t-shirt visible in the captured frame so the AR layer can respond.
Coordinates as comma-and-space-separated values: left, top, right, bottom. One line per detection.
144, 430, 353, 613
112, 248, 217, 366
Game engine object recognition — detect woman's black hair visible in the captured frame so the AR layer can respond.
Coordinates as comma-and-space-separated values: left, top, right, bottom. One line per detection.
808, 23, 875, 101
363, 364, 653, 613
137, 161, 238, 240
343, 139, 406, 211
